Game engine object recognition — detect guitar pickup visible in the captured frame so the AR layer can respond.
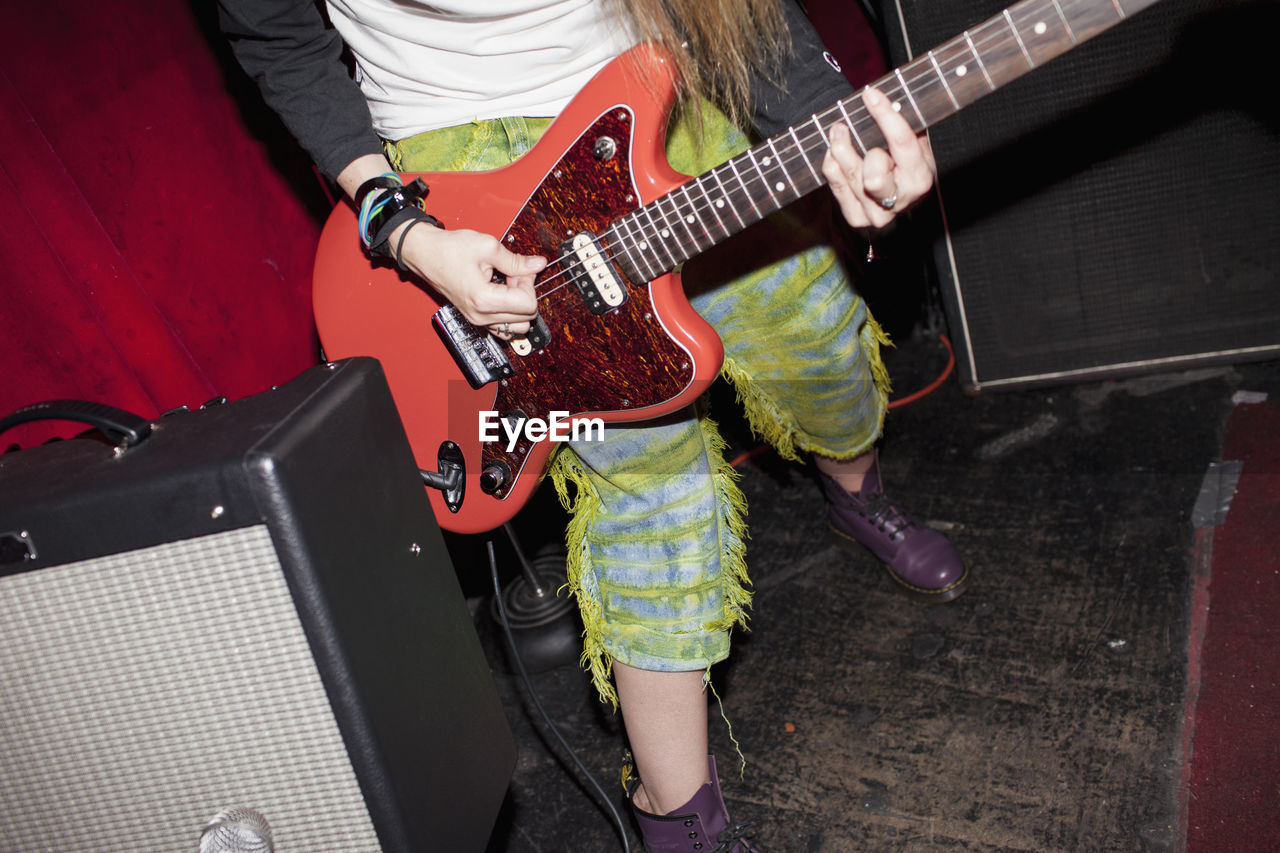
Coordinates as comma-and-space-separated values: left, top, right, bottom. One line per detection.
563, 232, 627, 315
432, 304, 514, 389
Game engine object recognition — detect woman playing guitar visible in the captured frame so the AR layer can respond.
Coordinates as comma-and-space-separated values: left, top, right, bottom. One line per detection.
218, 0, 964, 847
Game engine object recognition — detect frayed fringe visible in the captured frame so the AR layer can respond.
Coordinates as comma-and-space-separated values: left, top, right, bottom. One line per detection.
705, 670, 747, 777
720, 312, 894, 464
548, 450, 618, 708
863, 313, 894, 406
851, 313, 895, 460
696, 413, 754, 635
718, 355, 805, 463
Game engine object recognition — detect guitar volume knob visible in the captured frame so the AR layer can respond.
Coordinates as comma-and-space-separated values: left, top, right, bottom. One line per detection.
593, 136, 617, 161
479, 462, 511, 495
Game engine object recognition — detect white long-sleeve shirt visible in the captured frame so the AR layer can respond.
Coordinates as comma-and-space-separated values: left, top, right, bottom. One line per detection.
219, 0, 852, 180
325, 0, 639, 140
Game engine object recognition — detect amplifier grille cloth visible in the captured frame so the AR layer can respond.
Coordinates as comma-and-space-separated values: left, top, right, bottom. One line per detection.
0, 525, 383, 851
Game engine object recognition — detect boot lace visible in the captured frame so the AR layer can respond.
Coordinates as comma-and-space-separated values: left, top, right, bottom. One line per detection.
712, 822, 757, 853
855, 493, 917, 539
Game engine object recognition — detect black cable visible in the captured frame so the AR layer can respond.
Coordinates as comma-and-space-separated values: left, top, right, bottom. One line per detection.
486, 540, 633, 853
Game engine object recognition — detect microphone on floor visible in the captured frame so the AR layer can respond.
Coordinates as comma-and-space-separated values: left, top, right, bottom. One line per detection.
198, 808, 274, 853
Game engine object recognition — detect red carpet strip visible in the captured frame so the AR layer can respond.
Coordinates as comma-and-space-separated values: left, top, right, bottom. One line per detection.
1184, 400, 1280, 852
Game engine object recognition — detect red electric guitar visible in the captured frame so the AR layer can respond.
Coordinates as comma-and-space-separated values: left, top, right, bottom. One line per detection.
313, 0, 1160, 533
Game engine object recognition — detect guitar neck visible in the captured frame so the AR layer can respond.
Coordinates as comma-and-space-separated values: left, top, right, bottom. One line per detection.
611, 0, 1160, 280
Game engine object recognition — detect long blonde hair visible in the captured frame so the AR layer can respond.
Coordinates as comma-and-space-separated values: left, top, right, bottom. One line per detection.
614, 0, 790, 126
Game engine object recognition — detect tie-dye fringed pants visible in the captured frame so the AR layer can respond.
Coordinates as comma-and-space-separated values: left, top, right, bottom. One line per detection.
388, 105, 890, 706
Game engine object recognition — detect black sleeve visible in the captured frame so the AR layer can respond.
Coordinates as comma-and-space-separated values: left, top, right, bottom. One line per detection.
216, 0, 383, 182
746, 0, 857, 140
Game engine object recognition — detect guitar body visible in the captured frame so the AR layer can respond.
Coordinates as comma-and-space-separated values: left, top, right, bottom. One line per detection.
313, 45, 723, 534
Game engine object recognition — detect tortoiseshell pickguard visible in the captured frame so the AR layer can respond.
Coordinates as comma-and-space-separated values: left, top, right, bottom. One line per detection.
481, 107, 696, 491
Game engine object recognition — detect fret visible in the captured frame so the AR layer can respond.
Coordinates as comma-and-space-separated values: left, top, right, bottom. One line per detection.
1048, 0, 1079, 43
635, 215, 662, 280
928, 49, 961, 111
646, 198, 673, 254
834, 0, 1121, 157
601, 226, 634, 286
629, 216, 660, 279
660, 194, 699, 260
1006, 1, 1077, 65
931, 39, 994, 107
671, 195, 702, 258
625, 214, 652, 275
890, 52, 962, 128
965, 14, 1037, 89
638, 202, 679, 270
696, 175, 731, 239
677, 184, 714, 252
746, 149, 782, 209
618, 215, 657, 281
724, 158, 757, 220
664, 192, 693, 252
765, 138, 800, 198
789, 126, 821, 184
892, 69, 926, 130
962, 30, 997, 90
835, 100, 868, 155
809, 114, 830, 149
709, 165, 746, 230
1003, 9, 1036, 68
1060, 0, 1136, 41
728, 156, 763, 219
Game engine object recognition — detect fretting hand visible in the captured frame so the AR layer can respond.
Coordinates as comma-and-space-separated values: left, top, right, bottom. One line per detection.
822, 86, 936, 230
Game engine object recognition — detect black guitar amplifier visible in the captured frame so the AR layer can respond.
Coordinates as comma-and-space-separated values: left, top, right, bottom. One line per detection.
0, 358, 515, 852
873, 0, 1280, 390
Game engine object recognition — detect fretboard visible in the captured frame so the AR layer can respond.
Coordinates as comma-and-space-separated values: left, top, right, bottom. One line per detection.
609, 0, 1161, 282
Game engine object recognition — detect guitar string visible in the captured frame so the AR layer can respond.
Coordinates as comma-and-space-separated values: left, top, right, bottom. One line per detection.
522, 0, 1103, 312
520, 0, 1110, 310
523, 0, 1089, 296
528, 0, 1083, 293
592, 0, 1107, 268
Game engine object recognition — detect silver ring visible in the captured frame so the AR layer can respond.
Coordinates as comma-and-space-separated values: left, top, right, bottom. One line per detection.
501, 322, 510, 334
879, 194, 898, 210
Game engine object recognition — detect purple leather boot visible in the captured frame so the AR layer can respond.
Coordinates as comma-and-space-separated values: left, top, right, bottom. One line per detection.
626, 755, 762, 852
820, 451, 968, 603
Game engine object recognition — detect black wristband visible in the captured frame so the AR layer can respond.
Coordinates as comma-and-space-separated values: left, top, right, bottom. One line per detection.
354, 174, 402, 210
393, 216, 433, 272
369, 206, 444, 262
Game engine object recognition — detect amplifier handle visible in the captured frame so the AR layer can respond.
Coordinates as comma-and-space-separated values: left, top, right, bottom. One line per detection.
0, 400, 153, 447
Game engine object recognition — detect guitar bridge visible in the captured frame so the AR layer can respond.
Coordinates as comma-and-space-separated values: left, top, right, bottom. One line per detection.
432, 305, 514, 389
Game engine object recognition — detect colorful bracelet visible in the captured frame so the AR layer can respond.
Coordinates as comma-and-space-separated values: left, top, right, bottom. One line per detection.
369, 182, 444, 263
356, 172, 403, 247
355, 173, 401, 210
365, 179, 426, 241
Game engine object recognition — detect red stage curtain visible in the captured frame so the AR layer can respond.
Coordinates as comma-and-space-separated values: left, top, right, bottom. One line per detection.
0, 1, 326, 450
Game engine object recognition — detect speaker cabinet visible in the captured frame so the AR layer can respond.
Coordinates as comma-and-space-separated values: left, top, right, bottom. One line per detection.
0, 358, 515, 851
876, 0, 1280, 390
